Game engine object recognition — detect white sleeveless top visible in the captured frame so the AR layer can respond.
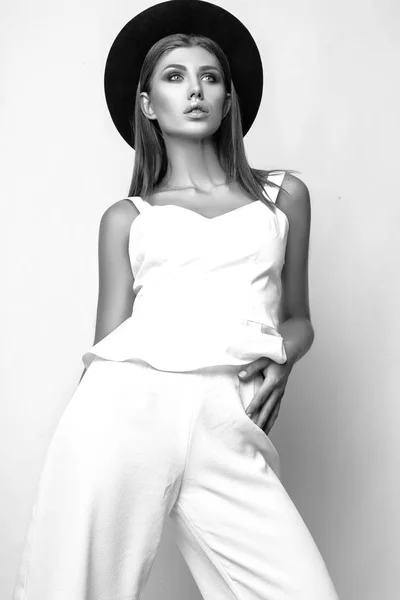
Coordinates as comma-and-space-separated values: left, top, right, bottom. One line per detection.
82, 172, 289, 372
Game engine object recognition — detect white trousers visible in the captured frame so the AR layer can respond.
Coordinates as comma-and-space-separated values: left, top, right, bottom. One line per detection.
13, 356, 339, 599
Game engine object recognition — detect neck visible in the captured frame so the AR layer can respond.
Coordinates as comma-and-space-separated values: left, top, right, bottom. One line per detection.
160, 135, 227, 192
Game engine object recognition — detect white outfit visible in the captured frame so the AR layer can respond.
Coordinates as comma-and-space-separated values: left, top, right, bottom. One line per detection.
13, 172, 340, 599
82, 173, 289, 372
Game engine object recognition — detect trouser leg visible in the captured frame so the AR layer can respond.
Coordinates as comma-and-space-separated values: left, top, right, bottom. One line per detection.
13, 357, 195, 600
168, 367, 340, 599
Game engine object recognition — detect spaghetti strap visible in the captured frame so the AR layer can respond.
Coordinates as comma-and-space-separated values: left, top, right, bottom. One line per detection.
123, 196, 151, 214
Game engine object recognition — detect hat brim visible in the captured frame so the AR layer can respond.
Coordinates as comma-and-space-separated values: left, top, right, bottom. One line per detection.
104, 0, 263, 148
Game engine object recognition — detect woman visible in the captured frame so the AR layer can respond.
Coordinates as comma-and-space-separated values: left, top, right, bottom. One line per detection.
13, 1, 340, 599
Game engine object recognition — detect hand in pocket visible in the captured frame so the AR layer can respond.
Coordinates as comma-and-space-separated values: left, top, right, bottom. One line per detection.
238, 357, 294, 434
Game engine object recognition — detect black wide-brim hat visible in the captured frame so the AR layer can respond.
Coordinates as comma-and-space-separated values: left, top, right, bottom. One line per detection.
104, 0, 263, 149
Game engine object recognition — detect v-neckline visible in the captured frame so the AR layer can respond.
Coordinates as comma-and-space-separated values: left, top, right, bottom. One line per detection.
138, 196, 263, 221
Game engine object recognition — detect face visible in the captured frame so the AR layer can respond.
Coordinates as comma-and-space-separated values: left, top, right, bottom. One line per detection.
140, 46, 231, 140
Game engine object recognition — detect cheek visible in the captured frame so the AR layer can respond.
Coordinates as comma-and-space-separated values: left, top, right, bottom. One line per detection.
154, 99, 173, 119
151, 87, 180, 120
209, 90, 227, 114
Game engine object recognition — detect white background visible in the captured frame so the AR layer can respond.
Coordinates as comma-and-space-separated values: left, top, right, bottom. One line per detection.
1, 1, 399, 598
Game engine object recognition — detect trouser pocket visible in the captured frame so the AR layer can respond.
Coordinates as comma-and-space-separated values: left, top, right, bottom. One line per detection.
235, 372, 281, 475
236, 371, 264, 422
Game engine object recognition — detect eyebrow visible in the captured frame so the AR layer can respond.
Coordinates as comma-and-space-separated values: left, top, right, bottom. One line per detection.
161, 63, 221, 73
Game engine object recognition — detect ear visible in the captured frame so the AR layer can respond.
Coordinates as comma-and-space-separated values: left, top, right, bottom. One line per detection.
222, 93, 232, 119
140, 92, 157, 120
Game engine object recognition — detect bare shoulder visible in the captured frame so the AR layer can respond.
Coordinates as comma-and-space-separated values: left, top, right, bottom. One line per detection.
100, 198, 140, 229
99, 198, 139, 248
277, 173, 311, 224
97, 199, 140, 290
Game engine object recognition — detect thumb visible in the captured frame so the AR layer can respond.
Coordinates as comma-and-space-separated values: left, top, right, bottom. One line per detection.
238, 357, 271, 379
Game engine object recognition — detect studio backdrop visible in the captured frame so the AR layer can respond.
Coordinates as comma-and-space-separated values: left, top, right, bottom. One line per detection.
1, 1, 399, 599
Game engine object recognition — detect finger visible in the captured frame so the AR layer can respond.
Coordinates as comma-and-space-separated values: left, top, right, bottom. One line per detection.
245, 377, 279, 417
253, 395, 276, 428
264, 397, 282, 434
255, 391, 281, 429
250, 400, 276, 429
238, 356, 271, 380
265, 407, 279, 435
245, 384, 271, 418
248, 406, 260, 425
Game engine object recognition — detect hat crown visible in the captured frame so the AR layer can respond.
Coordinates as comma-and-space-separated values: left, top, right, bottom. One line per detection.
104, 0, 263, 148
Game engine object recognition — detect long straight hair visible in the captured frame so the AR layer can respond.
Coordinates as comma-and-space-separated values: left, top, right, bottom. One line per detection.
128, 33, 297, 212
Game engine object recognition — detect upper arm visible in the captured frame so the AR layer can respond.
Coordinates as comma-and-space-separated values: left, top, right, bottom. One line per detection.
277, 173, 312, 322
94, 199, 139, 345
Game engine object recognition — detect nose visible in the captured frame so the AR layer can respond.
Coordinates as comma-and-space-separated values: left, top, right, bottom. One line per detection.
187, 78, 204, 100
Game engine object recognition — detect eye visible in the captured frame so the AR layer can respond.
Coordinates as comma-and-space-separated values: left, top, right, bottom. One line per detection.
167, 73, 183, 81
202, 73, 218, 82
166, 72, 219, 83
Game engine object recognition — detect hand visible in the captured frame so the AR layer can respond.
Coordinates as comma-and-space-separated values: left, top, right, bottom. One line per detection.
238, 356, 294, 434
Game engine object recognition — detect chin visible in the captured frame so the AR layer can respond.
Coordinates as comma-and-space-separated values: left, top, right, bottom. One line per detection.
159, 116, 222, 139
180, 122, 223, 139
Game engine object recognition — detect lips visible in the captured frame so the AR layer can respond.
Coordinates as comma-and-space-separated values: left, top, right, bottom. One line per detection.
184, 104, 208, 114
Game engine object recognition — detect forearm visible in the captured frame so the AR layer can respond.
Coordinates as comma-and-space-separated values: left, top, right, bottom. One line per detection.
277, 317, 315, 367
